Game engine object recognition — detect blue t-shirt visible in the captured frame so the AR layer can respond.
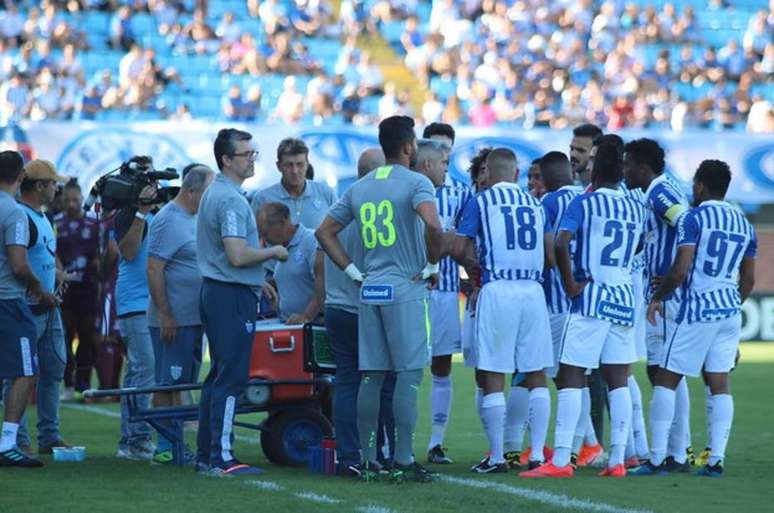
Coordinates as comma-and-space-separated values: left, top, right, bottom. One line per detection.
114, 210, 153, 316
20, 203, 57, 302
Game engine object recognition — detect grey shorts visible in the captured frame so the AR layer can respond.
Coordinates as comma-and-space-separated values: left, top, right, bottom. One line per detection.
358, 298, 431, 371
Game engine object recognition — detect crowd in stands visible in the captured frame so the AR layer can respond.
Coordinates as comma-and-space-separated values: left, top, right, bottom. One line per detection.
0, 0, 772, 131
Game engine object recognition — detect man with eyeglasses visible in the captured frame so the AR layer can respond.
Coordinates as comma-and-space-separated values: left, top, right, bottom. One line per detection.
195, 129, 288, 476
251, 138, 336, 230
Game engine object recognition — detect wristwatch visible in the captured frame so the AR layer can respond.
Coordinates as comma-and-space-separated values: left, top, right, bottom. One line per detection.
134, 211, 147, 221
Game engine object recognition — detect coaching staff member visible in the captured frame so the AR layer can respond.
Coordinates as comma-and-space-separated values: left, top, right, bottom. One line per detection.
196, 129, 287, 475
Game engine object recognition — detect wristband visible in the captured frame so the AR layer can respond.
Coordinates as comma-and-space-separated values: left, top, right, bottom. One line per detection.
421, 262, 440, 279
344, 263, 364, 283
135, 211, 147, 221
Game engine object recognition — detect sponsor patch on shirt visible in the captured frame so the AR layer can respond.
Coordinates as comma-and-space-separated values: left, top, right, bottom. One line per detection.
360, 284, 394, 304
597, 301, 634, 324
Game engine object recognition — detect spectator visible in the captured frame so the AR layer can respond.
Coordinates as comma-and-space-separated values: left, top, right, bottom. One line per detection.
30, 72, 63, 121
222, 85, 245, 121
242, 85, 263, 122
170, 102, 193, 121
468, 98, 497, 127
257, 202, 323, 324
56, 180, 101, 399
110, 6, 134, 52
0, 72, 31, 123
216, 12, 242, 45
183, 8, 218, 55
146, 165, 214, 464
273, 76, 304, 124
0, 4, 24, 45
251, 137, 337, 229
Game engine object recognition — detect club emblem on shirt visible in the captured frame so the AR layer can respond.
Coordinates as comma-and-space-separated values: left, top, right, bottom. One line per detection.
170, 365, 182, 381
293, 250, 303, 263
313, 199, 322, 209
81, 227, 91, 239
245, 321, 254, 334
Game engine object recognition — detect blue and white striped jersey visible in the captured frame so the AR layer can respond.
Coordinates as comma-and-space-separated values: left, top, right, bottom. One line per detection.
559, 187, 646, 326
624, 185, 647, 274
677, 200, 757, 324
541, 185, 583, 314
458, 182, 549, 285
643, 174, 689, 290
437, 184, 472, 292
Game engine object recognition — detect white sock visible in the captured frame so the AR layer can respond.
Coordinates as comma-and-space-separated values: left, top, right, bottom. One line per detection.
583, 387, 599, 446
649, 386, 676, 466
709, 394, 733, 466
481, 393, 506, 464
704, 385, 713, 449
668, 378, 691, 463
0, 422, 20, 452
608, 387, 632, 467
628, 375, 649, 457
572, 387, 591, 453
504, 386, 529, 452
475, 387, 484, 417
528, 387, 551, 462
428, 375, 453, 450
552, 388, 582, 467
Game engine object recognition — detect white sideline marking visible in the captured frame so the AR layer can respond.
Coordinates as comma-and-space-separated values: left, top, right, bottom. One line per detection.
62, 403, 121, 418
442, 476, 655, 513
246, 480, 285, 491
295, 492, 342, 504
62, 403, 259, 445
357, 506, 398, 513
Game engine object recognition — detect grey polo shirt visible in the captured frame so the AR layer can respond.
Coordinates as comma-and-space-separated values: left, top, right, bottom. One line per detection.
0, 190, 29, 300
147, 201, 202, 327
323, 224, 363, 315
274, 225, 319, 321
196, 173, 264, 289
251, 179, 336, 229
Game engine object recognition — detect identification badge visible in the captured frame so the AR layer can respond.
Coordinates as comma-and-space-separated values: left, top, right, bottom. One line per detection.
360, 284, 394, 304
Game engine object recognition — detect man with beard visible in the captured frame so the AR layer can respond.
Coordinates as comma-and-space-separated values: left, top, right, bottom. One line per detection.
569, 124, 602, 187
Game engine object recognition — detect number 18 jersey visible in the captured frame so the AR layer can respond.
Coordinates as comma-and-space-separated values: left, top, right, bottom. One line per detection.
327, 164, 437, 303
457, 182, 548, 285
559, 187, 645, 326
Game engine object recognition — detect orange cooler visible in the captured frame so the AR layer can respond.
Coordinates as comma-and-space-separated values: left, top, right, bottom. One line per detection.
249, 319, 312, 402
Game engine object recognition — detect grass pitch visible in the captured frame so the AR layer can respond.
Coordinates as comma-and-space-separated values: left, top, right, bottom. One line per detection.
2, 343, 773, 513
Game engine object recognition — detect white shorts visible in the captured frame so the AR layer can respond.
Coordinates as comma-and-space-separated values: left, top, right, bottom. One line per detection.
547, 312, 568, 379
661, 315, 741, 377
475, 280, 552, 374
632, 270, 647, 360
645, 297, 681, 365
461, 303, 477, 368
559, 313, 636, 369
429, 290, 461, 357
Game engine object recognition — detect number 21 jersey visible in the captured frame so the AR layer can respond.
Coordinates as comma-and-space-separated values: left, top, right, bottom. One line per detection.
559, 187, 645, 326
327, 164, 437, 302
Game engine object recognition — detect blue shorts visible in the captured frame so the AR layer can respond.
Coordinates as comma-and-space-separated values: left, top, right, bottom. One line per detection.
0, 299, 38, 378
149, 325, 203, 385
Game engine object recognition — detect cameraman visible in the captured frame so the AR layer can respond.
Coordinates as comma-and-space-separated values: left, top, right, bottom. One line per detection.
113, 167, 159, 461
146, 165, 214, 464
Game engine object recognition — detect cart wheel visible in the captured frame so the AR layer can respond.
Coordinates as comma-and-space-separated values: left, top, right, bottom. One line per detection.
259, 414, 284, 465
261, 408, 332, 467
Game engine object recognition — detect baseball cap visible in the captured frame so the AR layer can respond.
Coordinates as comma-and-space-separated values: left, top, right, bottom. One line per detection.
23, 159, 68, 183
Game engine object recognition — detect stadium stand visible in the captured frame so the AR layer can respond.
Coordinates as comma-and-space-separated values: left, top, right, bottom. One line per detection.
0, 0, 771, 130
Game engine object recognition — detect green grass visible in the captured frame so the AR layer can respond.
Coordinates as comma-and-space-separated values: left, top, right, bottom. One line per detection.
2, 344, 774, 513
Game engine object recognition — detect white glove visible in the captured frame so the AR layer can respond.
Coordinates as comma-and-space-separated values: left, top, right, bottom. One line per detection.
344, 263, 365, 283
420, 262, 440, 280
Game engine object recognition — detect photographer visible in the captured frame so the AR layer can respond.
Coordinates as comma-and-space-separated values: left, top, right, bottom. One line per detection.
12, 160, 72, 454
0, 151, 56, 468
113, 161, 160, 461
257, 202, 323, 324
146, 165, 214, 464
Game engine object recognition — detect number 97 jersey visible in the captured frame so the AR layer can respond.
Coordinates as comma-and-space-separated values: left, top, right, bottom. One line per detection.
559, 188, 646, 326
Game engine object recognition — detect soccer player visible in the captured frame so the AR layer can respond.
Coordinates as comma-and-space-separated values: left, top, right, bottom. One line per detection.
324, 148, 383, 477
623, 138, 693, 471
527, 158, 546, 198
569, 124, 602, 187
316, 115, 443, 483
632, 160, 755, 477
0, 151, 57, 467
454, 148, 554, 473
521, 143, 645, 478
196, 129, 288, 475
422, 122, 455, 149
414, 139, 470, 464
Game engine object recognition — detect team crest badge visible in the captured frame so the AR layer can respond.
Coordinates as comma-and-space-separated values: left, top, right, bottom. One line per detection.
170, 366, 182, 381
245, 321, 254, 334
